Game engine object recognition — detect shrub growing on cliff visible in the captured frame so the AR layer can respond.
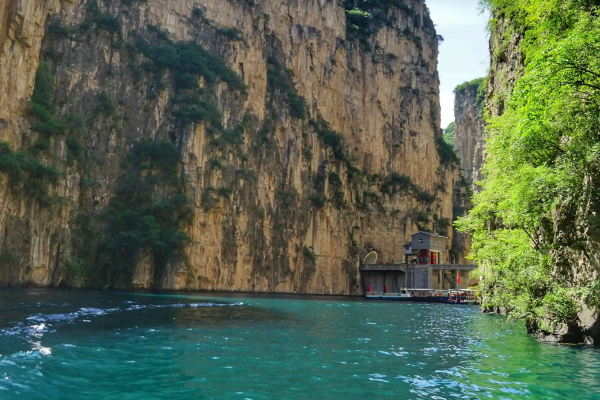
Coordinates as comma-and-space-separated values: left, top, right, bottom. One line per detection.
99, 140, 192, 286
381, 172, 412, 195
435, 136, 460, 166
309, 195, 326, 209
217, 27, 244, 41
27, 62, 66, 136
454, 77, 487, 109
81, 1, 121, 35
309, 118, 348, 164
344, 0, 415, 46
267, 57, 305, 119
0, 141, 60, 205
136, 28, 246, 137
443, 122, 455, 149
302, 246, 317, 265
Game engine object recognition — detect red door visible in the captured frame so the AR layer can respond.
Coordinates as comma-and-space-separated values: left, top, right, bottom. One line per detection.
430, 252, 437, 265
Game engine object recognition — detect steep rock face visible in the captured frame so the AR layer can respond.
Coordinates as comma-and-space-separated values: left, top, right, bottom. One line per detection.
454, 81, 485, 190
450, 80, 485, 265
486, 17, 524, 119
449, 181, 471, 265
0, 0, 460, 293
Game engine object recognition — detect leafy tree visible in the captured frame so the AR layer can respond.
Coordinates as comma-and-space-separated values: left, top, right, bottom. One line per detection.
458, 2, 600, 328
443, 122, 455, 149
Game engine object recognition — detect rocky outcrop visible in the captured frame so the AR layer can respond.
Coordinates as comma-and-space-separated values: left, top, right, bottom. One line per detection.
0, 0, 461, 293
486, 17, 524, 119
453, 78, 486, 190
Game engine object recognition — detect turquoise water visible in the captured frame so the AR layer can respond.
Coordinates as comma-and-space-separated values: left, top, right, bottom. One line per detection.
1, 290, 600, 399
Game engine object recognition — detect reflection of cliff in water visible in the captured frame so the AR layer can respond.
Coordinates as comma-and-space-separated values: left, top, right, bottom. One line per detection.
0, 289, 292, 354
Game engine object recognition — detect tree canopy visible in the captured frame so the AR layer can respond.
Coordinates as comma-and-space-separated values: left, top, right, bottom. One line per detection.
458, 1, 600, 328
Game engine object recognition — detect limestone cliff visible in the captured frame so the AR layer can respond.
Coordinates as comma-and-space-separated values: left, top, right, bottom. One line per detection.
448, 79, 486, 266
453, 78, 486, 191
0, 0, 461, 293
486, 17, 524, 119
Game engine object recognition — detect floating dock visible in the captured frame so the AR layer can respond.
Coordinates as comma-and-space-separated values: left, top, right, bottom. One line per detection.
360, 264, 479, 304
359, 231, 479, 304
365, 288, 478, 304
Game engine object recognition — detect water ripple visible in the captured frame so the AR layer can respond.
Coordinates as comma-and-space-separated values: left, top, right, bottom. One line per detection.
0, 290, 599, 400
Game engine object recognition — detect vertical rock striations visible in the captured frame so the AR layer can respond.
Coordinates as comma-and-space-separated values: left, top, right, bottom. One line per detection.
453, 78, 486, 191
0, 0, 461, 293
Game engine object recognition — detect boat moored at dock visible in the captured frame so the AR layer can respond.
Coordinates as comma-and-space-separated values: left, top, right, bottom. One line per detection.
359, 232, 480, 305
365, 289, 478, 304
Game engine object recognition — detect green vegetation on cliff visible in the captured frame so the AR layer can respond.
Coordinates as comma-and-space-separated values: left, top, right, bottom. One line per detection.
454, 77, 487, 108
0, 142, 60, 205
459, 1, 600, 330
27, 62, 66, 136
343, 0, 420, 46
266, 57, 305, 119
98, 141, 192, 287
443, 122, 455, 149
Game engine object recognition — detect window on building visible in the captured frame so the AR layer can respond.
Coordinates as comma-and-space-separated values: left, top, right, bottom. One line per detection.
418, 239, 423, 245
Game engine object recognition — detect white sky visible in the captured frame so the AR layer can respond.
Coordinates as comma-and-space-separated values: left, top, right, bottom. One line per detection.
426, 0, 490, 128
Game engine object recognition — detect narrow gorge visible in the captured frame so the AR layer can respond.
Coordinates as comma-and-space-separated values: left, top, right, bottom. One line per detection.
0, 0, 462, 292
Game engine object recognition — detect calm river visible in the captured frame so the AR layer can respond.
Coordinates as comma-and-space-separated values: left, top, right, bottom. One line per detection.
1, 289, 599, 399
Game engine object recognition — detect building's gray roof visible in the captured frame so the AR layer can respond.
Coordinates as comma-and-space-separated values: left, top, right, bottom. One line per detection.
411, 231, 448, 239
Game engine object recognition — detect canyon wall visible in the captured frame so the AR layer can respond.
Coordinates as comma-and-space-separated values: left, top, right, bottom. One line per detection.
0, 0, 460, 293
453, 78, 485, 190
449, 79, 485, 265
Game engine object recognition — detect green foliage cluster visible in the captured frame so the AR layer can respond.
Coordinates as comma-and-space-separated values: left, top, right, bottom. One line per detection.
27, 62, 66, 136
380, 172, 435, 204
414, 211, 429, 231
277, 190, 297, 209
99, 140, 192, 286
436, 217, 451, 236
309, 117, 351, 166
217, 27, 244, 41
328, 172, 342, 187
302, 246, 317, 265
331, 191, 346, 210
0, 142, 60, 205
136, 27, 246, 134
459, 0, 600, 327
80, 1, 121, 35
443, 121, 455, 149
435, 136, 460, 166
309, 195, 326, 209
266, 57, 305, 119
344, 0, 415, 45
27, 63, 86, 165
2, 62, 66, 205
202, 186, 232, 210
380, 172, 411, 195
454, 76, 487, 108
